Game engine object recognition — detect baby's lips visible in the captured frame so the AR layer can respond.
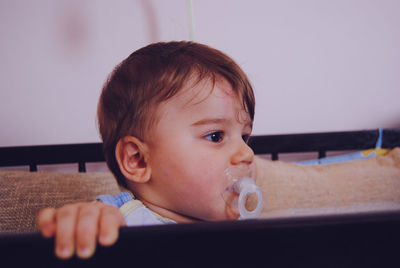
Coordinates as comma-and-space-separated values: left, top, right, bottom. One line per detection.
222, 189, 240, 219
226, 203, 240, 219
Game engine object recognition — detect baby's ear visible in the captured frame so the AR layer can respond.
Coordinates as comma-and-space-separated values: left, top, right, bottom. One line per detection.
115, 136, 151, 183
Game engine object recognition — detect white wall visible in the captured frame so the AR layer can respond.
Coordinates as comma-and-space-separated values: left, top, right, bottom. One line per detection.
1, 0, 399, 146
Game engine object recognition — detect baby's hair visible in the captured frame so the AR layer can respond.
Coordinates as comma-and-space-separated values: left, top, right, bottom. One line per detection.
97, 41, 255, 187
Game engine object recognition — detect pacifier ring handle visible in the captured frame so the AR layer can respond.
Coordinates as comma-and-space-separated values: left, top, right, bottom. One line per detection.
237, 180, 264, 219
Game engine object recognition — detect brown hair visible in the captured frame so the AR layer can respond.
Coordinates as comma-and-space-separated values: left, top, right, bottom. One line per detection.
98, 41, 255, 187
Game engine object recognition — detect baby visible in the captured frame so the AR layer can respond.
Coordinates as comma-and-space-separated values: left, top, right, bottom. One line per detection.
37, 41, 256, 259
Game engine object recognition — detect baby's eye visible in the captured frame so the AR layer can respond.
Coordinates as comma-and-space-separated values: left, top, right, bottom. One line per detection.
204, 131, 224, 143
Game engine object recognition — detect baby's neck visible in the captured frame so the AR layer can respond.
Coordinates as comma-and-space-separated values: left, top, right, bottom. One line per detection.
124, 183, 200, 223
140, 199, 200, 223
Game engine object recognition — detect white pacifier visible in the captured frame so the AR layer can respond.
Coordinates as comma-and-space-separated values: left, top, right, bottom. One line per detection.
222, 166, 264, 219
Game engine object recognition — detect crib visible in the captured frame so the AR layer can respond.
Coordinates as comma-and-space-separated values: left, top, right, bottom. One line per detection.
1, 128, 400, 267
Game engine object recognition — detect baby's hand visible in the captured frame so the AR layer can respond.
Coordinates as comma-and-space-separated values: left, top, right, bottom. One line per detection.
37, 201, 125, 259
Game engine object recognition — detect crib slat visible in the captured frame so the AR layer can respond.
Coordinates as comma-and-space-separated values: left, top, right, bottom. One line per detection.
29, 164, 37, 172
78, 161, 86, 172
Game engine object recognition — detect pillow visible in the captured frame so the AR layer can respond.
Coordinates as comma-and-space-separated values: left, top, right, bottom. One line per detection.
255, 147, 400, 218
0, 171, 121, 233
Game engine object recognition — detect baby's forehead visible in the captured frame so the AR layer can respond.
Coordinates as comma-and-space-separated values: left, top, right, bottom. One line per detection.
163, 77, 252, 124
176, 77, 238, 107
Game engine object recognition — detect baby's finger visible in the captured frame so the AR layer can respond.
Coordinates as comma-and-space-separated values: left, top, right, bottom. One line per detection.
37, 207, 57, 238
98, 205, 125, 247
55, 204, 79, 259
75, 203, 101, 259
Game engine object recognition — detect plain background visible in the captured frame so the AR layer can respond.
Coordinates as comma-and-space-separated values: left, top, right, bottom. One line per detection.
1, 0, 399, 147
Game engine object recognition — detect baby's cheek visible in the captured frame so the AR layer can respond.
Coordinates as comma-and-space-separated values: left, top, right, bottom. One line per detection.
207, 185, 231, 219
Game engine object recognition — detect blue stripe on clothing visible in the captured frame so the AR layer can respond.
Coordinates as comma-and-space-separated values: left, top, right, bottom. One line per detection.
96, 192, 133, 208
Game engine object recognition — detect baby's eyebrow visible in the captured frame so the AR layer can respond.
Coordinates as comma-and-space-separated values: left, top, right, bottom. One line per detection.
191, 118, 253, 130
191, 118, 228, 126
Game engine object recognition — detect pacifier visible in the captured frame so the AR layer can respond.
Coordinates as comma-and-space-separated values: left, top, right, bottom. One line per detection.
222, 165, 264, 219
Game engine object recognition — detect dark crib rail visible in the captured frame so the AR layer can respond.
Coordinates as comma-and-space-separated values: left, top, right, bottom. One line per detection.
249, 128, 400, 160
2, 210, 400, 267
1, 128, 399, 171
0, 143, 104, 172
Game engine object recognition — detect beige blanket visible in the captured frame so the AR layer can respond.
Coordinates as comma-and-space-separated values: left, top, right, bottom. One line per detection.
256, 148, 400, 218
0, 171, 120, 232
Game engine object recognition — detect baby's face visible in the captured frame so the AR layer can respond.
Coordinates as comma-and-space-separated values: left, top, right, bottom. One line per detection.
145, 78, 255, 221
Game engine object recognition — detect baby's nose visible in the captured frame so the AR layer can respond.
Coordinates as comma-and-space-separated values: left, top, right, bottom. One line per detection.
230, 140, 254, 166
